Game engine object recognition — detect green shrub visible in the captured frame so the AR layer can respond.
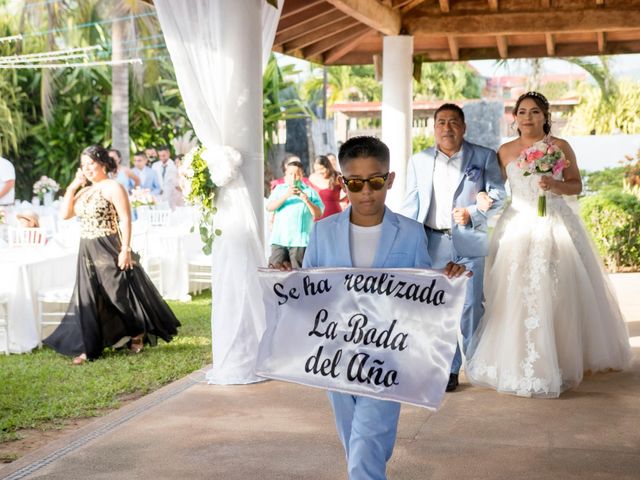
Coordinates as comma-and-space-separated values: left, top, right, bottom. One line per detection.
581, 166, 625, 194
412, 134, 435, 154
580, 191, 640, 271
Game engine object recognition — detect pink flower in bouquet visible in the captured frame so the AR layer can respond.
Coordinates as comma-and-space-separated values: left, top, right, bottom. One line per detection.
552, 158, 569, 176
527, 149, 544, 162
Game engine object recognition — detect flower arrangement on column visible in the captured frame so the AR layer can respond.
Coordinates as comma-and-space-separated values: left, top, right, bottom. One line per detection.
180, 145, 242, 255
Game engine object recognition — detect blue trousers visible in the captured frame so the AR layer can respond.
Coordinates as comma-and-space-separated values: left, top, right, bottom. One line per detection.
329, 391, 401, 480
425, 229, 485, 375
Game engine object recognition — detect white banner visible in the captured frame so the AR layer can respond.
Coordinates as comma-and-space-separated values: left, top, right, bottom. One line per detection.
256, 268, 468, 410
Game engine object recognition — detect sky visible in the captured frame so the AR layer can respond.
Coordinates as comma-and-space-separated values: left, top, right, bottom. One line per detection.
469, 55, 640, 79
278, 53, 640, 82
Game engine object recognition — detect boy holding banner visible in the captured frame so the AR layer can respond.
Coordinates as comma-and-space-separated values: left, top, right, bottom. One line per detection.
298, 136, 467, 480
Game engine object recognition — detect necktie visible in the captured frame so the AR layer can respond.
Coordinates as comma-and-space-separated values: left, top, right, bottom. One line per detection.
162, 165, 167, 180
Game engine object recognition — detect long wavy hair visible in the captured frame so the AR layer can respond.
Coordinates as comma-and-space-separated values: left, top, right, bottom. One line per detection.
314, 155, 338, 188
513, 91, 551, 136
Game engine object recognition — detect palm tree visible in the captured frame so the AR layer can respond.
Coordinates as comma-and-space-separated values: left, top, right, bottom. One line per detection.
107, 0, 158, 166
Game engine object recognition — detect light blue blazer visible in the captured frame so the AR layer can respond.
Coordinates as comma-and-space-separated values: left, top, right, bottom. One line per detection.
400, 140, 506, 258
303, 206, 432, 269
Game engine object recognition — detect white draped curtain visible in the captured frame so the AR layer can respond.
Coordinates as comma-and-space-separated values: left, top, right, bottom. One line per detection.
155, 0, 284, 384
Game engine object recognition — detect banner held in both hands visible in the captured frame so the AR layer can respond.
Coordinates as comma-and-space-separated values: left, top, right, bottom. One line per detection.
256, 268, 468, 410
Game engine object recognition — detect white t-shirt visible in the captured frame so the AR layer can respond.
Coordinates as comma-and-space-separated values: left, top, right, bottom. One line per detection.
0, 157, 16, 205
349, 222, 383, 268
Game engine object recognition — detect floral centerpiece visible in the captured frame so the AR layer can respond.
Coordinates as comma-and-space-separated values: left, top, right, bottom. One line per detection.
33, 175, 60, 203
516, 140, 570, 216
129, 187, 156, 208
180, 144, 242, 255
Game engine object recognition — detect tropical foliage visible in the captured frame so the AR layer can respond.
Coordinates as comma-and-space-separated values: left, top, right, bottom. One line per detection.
263, 54, 311, 161
413, 61, 482, 100
580, 151, 640, 271
580, 190, 640, 271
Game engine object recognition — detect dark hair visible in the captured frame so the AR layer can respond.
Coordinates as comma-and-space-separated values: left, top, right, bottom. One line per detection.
514, 91, 551, 135
338, 136, 390, 169
281, 152, 301, 173
314, 155, 338, 187
285, 160, 304, 171
145, 146, 157, 152
82, 145, 117, 173
434, 103, 465, 123
157, 145, 171, 153
108, 148, 122, 160
133, 150, 147, 158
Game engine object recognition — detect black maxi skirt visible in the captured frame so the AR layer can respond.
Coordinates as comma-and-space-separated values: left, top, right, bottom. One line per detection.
44, 233, 181, 360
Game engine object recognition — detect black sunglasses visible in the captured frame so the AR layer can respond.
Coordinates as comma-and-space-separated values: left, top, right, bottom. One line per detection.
341, 173, 390, 192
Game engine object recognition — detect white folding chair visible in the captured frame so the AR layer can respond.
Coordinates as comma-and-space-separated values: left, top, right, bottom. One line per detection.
36, 287, 73, 346
0, 292, 9, 354
147, 209, 171, 227
188, 254, 212, 295
7, 227, 47, 247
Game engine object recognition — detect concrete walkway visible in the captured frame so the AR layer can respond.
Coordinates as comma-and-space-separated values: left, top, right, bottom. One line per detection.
2, 274, 639, 480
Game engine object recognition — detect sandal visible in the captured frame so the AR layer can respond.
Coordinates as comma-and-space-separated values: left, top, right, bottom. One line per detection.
72, 353, 87, 365
129, 335, 144, 354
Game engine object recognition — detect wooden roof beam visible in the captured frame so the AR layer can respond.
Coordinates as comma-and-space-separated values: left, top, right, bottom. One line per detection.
488, 0, 499, 11
274, 10, 347, 46
497, 35, 508, 58
280, 0, 325, 19
400, 0, 426, 13
597, 31, 606, 53
283, 18, 360, 53
541, 0, 551, 7
323, 31, 370, 64
305, 24, 371, 58
407, 8, 640, 36
278, 3, 333, 31
447, 35, 459, 60
545, 33, 556, 56
325, 0, 401, 36
439, 0, 450, 13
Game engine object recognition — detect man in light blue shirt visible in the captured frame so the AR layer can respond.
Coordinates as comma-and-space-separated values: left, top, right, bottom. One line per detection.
266, 161, 323, 268
132, 151, 161, 196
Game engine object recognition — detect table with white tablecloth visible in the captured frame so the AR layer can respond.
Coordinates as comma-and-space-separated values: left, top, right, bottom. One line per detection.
131, 221, 210, 301
0, 246, 77, 353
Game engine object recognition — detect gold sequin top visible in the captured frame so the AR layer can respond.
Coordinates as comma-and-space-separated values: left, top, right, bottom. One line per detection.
74, 187, 120, 239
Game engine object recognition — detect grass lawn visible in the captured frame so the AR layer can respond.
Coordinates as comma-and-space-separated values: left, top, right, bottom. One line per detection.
0, 291, 212, 445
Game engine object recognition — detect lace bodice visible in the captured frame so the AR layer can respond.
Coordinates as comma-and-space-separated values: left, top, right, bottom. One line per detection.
506, 162, 564, 214
74, 187, 119, 239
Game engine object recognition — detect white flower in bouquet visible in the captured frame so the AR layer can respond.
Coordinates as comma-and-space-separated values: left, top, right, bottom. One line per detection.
178, 147, 197, 198
129, 187, 156, 208
32, 175, 60, 196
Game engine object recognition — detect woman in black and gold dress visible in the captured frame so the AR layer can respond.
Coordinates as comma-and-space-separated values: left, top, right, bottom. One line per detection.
44, 145, 180, 365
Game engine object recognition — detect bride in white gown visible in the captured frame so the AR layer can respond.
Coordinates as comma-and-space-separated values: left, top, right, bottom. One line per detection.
466, 91, 632, 398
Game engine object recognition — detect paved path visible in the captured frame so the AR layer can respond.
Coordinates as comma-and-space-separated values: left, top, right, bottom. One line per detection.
2, 274, 639, 480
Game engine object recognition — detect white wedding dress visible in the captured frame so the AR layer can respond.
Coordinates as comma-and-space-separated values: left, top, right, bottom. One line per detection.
466, 162, 632, 398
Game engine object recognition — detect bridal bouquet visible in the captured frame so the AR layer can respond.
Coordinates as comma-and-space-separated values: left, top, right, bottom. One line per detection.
129, 187, 155, 208
33, 175, 60, 197
516, 140, 569, 216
